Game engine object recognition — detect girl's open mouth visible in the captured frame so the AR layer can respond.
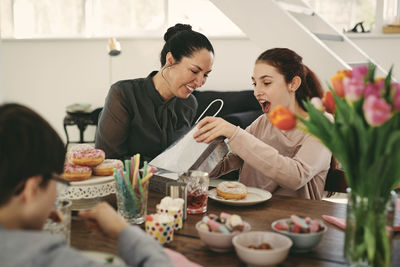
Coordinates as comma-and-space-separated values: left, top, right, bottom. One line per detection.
260, 101, 271, 113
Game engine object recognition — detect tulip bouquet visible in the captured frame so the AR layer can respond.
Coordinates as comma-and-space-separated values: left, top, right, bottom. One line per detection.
269, 63, 400, 267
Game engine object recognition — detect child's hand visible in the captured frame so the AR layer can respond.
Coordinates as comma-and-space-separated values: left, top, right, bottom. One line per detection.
78, 202, 129, 239
193, 117, 236, 143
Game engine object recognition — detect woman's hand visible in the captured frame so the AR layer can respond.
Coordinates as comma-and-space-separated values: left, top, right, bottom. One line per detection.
193, 116, 236, 143
78, 202, 129, 240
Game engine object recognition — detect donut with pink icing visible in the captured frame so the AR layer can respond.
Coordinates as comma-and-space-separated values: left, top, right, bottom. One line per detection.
65, 151, 73, 164
93, 159, 123, 176
71, 147, 105, 167
61, 164, 92, 181
216, 181, 248, 200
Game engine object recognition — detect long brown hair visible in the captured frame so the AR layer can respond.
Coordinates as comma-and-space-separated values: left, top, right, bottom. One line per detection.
257, 48, 342, 196
256, 48, 323, 110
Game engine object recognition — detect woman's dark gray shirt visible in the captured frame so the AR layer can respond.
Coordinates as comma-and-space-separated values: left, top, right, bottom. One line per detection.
96, 71, 198, 162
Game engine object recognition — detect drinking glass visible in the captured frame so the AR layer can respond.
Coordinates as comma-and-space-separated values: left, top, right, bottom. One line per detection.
43, 200, 72, 245
179, 170, 209, 214
115, 181, 148, 224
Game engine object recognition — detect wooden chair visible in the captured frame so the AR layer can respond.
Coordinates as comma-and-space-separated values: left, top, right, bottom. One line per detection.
63, 107, 102, 148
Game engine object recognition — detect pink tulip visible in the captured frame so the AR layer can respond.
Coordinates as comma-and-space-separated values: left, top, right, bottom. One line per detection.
393, 82, 400, 111
363, 95, 392, 126
364, 79, 384, 98
344, 77, 364, 101
352, 65, 368, 81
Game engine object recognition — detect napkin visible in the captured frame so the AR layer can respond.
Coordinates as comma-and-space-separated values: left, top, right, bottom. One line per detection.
322, 198, 400, 232
164, 248, 202, 267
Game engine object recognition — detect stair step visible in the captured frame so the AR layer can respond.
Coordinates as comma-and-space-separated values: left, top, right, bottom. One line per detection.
278, 1, 314, 16
346, 62, 369, 67
313, 33, 344, 41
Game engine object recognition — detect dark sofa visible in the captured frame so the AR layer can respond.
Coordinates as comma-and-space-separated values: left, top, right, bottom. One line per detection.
192, 90, 262, 181
192, 90, 262, 129
65, 90, 261, 148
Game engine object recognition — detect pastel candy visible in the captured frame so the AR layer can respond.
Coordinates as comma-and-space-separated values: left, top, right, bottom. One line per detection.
207, 220, 229, 234
206, 219, 222, 231
202, 216, 210, 223
229, 214, 243, 229
225, 222, 233, 231
291, 214, 308, 229
220, 212, 231, 221
200, 213, 246, 235
310, 219, 320, 232
275, 221, 289, 231
291, 223, 302, 233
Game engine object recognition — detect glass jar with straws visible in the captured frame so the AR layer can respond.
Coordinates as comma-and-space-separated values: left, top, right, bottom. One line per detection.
113, 154, 155, 224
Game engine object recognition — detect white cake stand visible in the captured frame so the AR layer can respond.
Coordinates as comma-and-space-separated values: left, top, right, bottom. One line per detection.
60, 176, 116, 210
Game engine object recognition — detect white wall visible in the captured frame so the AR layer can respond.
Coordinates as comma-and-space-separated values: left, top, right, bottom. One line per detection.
0, 38, 261, 143
350, 36, 400, 80
326, 34, 400, 80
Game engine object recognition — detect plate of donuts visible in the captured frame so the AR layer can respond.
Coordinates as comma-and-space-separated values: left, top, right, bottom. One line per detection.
208, 182, 272, 206
62, 144, 124, 185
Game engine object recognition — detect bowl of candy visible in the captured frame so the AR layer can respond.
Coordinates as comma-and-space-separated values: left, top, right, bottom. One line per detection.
232, 231, 292, 266
195, 212, 251, 252
271, 215, 327, 252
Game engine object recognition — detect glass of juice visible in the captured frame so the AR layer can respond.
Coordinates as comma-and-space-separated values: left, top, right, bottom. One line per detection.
179, 170, 209, 214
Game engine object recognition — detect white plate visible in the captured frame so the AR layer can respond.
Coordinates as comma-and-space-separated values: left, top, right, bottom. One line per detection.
208, 187, 272, 206
70, 175, 114, 186
81, 250, 123, 265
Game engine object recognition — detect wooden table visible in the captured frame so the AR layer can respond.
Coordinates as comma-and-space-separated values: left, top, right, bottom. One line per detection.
71, 191, 400, 266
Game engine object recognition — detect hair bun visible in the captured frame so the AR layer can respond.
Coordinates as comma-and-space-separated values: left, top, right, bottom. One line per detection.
164, 23, 192, 42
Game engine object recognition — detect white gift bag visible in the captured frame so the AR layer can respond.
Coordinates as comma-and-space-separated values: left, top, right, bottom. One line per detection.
149, 99, 229, 174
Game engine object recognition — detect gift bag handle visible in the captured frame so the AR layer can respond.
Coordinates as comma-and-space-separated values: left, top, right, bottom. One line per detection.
194, 99, 224, 125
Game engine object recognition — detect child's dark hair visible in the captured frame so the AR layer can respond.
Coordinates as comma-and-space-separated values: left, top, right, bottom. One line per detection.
160, 23, 214, 67
256, 48, 324, 110
0, 103, 66, 205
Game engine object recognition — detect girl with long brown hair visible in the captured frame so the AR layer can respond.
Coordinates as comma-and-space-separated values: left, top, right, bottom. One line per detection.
194, 48, 331, 200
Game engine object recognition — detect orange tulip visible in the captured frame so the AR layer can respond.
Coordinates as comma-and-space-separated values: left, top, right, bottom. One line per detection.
322, 91, 336, 114
268, 105, 297, 130
331, 70, 351, 98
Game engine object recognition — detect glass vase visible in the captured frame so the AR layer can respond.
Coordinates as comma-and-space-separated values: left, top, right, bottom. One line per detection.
344, 189, 396, 267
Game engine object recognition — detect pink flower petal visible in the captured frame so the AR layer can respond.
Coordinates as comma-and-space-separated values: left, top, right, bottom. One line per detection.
363, 95, 392, 126
344, 77, 364, 101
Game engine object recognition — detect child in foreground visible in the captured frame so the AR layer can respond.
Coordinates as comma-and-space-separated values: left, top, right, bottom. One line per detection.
0, 103, 173, 267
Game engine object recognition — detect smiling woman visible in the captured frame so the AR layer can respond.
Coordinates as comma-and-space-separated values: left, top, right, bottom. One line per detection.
95, 23, 214, 164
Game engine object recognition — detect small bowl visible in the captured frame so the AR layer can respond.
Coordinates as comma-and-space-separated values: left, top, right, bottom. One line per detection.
195, 220, 251, 252
271, 218, 327, 253
232, 231, 292, 266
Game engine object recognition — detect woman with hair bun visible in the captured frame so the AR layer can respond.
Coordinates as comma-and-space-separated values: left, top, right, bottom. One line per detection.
194, 48, 331, 200
96, 23, 214, 163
